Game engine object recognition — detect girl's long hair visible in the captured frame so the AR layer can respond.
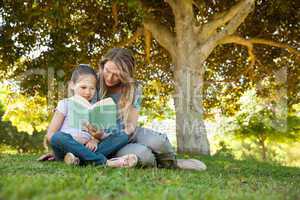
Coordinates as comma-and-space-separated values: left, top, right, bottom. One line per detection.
98, 48, 136, 122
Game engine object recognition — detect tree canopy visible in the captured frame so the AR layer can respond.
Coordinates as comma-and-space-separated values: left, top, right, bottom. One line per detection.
0, 0, 298, 115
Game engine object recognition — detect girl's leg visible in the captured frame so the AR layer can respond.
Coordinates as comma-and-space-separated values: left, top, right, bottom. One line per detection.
95, 130, 129, 157
131, 127, 177, 168
50, 131, 107, 166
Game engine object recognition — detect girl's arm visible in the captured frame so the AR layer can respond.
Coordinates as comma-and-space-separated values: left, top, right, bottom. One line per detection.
46, 111, 65, 142
124, 105, 139, 135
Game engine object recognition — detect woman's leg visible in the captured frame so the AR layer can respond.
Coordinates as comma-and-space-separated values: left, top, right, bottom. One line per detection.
50, 132, 107, 166
115, 143, 156, 167
130, 127, 177, 168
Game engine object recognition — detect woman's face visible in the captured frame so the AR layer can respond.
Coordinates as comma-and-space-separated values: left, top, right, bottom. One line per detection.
103, 61, 121, 87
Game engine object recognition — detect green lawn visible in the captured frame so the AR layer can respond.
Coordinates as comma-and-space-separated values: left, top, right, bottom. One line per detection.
0, 154, 299, 200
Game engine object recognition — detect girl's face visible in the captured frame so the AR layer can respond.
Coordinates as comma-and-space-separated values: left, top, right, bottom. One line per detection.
72, 75, 97, 101
103, 61, 121, 87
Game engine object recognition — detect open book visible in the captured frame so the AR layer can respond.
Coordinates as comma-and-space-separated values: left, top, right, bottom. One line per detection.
68, 95, 117, 131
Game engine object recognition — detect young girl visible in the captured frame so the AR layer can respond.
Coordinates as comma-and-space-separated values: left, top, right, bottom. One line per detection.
46, 64, 138, 168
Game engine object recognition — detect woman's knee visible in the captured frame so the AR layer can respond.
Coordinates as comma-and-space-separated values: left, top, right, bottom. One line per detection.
135, 127, 174, 155
115, 143, 156, 167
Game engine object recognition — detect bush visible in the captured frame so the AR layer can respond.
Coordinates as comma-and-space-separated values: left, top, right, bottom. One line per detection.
0, 104, 45, 153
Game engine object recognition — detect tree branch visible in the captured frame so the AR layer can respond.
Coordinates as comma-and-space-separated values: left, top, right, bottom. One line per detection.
165, 0, 194, 30
116, 27, 144, 47
217, 35, 300, 81
219, 35, 300, 58
251, 38, 300, 57
165, 0, 177, 12
144, 27, 152, 63
136, 0, 176, 59
219, 35, 256, 69
93, 27, 144, 62
195, 0, 255, 61
200, 0, 255, 42
143, 18, 176, 59
112, 1, 118, 33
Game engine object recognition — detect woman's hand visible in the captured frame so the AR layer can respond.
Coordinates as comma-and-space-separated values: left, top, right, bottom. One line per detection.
83, 122, 105, 140
85, 139, 98, 152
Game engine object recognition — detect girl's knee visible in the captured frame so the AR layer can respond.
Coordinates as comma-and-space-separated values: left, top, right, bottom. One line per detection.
50, 132, 67, 147
111, 132, 129, 147
119, 133, 129, 145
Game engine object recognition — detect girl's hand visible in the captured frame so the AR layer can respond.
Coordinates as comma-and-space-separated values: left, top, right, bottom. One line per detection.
83, 122, 105, 140
73, 135, 89, 145
85, 139, 98, 152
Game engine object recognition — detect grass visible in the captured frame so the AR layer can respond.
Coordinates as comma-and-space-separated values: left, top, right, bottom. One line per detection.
0, 154, 300, 200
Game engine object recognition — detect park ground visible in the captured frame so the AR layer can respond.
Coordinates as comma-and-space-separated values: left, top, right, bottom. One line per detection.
0, 154, 300, 200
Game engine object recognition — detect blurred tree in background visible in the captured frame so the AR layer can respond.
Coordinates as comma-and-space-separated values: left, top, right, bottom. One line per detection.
0, 84, 48, 134
217, 89, 300, 161
0, 86, 44, 153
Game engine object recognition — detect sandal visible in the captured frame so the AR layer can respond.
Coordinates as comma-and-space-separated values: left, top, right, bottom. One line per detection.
64, 152, 80, 165
37, 153, 55, 161
107, 154, 138, 168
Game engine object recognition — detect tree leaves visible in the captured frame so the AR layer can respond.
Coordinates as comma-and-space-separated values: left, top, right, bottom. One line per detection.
0, 84, 48, 135
0, 0, 298, 119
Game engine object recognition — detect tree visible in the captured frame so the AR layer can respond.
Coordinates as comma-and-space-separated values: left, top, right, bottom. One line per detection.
140, 0, 255, 154
0, 86, 44, 153
0, 84, 48, 134
221, 89, 300, 160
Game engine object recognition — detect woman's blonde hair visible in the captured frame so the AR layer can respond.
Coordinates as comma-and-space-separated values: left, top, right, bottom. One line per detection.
98, 48, 136, 122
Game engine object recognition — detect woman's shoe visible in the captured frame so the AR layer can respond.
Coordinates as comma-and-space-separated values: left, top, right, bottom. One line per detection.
176, 159, 207, 171
107, 154, 138, 168
64, 152, 80, 165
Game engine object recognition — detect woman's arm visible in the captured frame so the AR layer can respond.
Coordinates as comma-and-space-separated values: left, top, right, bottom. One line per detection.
124, 83, 142, 135
124, 105, 139, 135
46, 111, 65, 142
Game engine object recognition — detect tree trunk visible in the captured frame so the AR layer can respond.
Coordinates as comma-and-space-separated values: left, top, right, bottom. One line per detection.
143, 0, 255, 155
173, 47, 210, 155
261, 142, 267, 161
171, 1, 211, 155
173, 72, 210, 154
258, 136, 267, 160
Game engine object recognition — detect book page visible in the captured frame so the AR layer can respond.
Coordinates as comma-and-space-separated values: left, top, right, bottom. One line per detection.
69, 95, 92, 109
68, 100, 90, 129
91, 97, 115, 109
89, 98, 117, 130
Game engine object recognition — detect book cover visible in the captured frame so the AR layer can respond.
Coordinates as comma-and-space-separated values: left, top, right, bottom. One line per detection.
68, 95, 117, 130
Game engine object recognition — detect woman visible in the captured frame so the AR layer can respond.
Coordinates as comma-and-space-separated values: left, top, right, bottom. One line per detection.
93, 48, 206, 170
